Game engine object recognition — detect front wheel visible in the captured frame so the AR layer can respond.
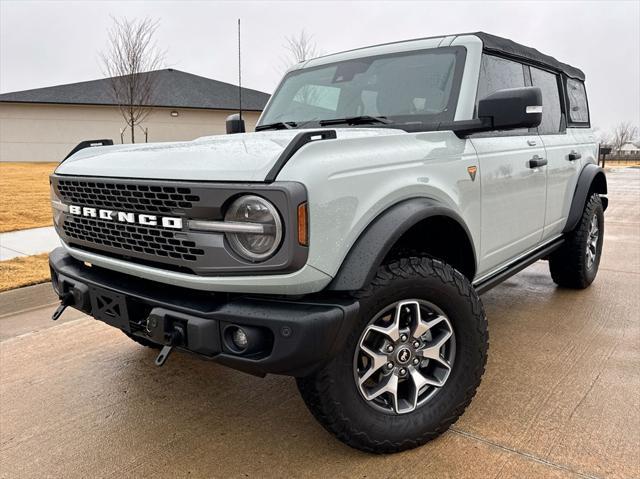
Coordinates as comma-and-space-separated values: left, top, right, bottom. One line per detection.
297, 257, 488, 453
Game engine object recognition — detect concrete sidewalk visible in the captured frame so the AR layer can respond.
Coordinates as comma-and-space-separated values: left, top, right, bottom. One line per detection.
0, 226, 59, 260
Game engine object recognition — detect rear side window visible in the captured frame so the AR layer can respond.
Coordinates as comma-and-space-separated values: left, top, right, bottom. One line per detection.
566, 78, 589, 124
530, 67, 562, 134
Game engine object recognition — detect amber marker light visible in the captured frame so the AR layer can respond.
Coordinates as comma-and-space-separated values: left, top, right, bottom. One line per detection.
297, 202, 309, 246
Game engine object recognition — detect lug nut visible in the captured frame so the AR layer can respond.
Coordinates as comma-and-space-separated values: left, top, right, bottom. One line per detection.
386, 345, 394, 353
386, 362, 394, 369
400, 334, 408, 342
413, 341, 420, 348
399, 368, 407, 376
412, 358, 420, 365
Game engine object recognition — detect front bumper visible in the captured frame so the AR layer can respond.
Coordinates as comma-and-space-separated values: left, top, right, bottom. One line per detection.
49, 248, 359, 377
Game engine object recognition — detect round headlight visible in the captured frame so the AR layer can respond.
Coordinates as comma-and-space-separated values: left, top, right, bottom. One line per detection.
224, 195, 283, 262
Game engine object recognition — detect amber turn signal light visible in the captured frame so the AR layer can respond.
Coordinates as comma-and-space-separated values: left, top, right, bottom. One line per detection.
297, 202, 309, 246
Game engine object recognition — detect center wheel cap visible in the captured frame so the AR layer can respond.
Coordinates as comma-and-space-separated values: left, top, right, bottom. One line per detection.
396, 347, 412, 364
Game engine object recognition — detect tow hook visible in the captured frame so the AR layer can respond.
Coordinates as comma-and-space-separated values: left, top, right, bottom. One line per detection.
154, 324, 185, 367
52, 292, 74, 321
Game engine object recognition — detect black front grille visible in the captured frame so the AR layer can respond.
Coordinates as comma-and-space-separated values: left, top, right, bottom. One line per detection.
51, 174, 307, 276
63, 216, 205, 262
57, 179, 201, 214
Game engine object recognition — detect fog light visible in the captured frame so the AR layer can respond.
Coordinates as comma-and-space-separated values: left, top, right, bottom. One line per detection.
232, 327, 249, 351
222, 324, 273, 356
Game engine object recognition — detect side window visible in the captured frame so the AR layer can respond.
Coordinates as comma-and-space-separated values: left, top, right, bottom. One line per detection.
530, 67, 562, 134
476, 55, 525, 102
566, 78, 589, 124
476, 54, 527, 135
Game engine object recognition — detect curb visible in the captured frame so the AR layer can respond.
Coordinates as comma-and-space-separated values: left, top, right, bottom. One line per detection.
0, 282, 58, 318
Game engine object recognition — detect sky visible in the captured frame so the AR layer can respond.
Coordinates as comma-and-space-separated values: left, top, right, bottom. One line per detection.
1, 0, 639, 135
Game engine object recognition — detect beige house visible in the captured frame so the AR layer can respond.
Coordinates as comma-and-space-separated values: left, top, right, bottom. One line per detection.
0, 69, 269, 162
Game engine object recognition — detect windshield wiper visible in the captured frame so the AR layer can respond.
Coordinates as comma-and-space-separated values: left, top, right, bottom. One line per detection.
255, 121, 297, 131
319, 115, 392, 126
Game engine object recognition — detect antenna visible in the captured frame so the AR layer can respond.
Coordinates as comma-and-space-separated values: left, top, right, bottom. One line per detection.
237, 18, 242, 123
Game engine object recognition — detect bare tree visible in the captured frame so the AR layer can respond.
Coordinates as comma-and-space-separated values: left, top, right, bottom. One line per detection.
609, 121, 639, 152
281, 30, 322, 106
282, 30, 320, 68
101, 17, 165, 143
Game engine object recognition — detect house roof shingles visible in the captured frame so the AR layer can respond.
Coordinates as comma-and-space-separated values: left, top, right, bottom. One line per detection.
0, 69, 270, 111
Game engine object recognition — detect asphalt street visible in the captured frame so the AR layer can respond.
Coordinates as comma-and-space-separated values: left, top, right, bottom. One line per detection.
1, 168, 638, 478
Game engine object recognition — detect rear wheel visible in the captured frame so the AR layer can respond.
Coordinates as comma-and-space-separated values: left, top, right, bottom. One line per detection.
549, 193, 604, 288
297, 257, 488, 453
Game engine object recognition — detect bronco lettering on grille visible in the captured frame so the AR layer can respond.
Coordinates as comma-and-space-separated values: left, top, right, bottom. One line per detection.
68, 205, 183, 229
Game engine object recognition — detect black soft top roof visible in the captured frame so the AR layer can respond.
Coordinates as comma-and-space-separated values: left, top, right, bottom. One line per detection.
473, 32, 585, 81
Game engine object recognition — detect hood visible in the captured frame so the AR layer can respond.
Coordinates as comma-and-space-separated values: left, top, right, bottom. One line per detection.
55, 128, 404, 181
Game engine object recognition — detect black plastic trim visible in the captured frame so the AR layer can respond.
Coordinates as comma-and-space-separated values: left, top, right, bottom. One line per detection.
328, 198, 477, 291
562, 164, 607, 233
62, 139, 113, 162
49, 248, 359, 377
264, 130, 337, 182
474, 238, 565, 294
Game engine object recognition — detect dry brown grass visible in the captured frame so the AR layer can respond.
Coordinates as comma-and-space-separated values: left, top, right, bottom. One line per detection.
1, 162, 57, 233
0, 253, 50, 292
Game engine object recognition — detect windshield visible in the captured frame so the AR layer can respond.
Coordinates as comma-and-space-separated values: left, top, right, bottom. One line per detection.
258, 47, 465, 129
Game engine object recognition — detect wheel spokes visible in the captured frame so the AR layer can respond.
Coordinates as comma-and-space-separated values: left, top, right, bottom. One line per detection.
413, 314, 447, 340
419, 335, 452, 371
367, 301, 406, 341
405, 367, 441, 413
358, 343, 389, 386
364, 371, 399, 412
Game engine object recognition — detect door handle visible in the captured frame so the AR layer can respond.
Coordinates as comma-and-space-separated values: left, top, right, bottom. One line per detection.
527, 139, 537, 146
528, 155, 547, 168
568, 150, 582, 161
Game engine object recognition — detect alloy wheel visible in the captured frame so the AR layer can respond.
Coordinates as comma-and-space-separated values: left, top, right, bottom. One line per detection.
586, 215, 599, 269
353, 300, 456, 415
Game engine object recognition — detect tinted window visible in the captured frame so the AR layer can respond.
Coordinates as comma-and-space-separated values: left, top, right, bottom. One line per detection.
476, 55, 527, 135
476, 55, 525, 102
260, 49, 462, 126
566, 78, 589, 123
530, 67, 562, 134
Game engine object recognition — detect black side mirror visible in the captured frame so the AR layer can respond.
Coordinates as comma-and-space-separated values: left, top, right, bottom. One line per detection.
478, 86, 543, 131
226, 113, 246, 134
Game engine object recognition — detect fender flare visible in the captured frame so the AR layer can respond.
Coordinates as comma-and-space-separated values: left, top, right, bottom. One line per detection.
562, 164, 608, 234
327, 198, 477, 291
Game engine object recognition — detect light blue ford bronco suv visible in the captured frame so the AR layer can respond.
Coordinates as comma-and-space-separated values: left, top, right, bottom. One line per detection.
49, 32, 606, 453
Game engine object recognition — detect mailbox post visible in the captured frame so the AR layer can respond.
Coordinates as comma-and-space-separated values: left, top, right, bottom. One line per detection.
599, 145, 612, 168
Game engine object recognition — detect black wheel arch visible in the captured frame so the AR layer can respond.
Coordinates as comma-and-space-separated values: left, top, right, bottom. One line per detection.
327, 198, 477, 291
563, 163, 608, 234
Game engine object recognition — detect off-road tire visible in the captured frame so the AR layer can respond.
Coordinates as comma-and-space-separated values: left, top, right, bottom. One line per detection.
123, 331, 161, 349
549, 193, 604, 289
296, 256, 488, 453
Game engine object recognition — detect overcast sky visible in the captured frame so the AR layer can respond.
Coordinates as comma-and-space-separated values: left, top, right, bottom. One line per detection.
1, 0, 638, 134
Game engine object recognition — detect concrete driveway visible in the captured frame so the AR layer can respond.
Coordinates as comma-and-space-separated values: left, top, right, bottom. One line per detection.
1, 168, 638, 478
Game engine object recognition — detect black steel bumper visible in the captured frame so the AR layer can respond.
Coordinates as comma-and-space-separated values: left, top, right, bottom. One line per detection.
49, 248, 359, 377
